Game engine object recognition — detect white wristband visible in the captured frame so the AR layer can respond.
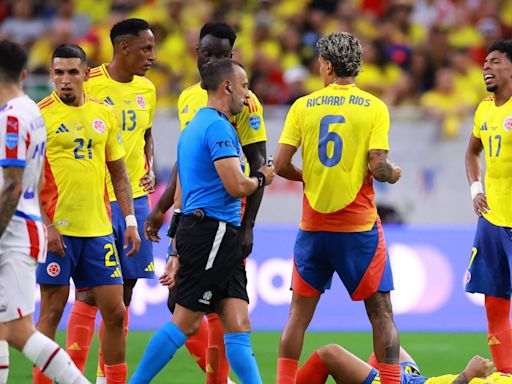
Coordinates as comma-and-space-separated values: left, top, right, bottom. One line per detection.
125, 214, 137, 227
470, 181, 484, 200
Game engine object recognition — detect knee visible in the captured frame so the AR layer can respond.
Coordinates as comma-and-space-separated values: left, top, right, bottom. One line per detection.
179, 318, 203, 338
317, 344, 345, 364
75, 289, 96, 306
101, 305, 126, 329
223, 316, 251, 334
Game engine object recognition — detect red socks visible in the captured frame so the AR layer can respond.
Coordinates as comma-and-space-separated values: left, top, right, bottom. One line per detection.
296, 351, 329, 384
378, 363, 401, 384
367, 352, 379, 369
32, 366, 52, 384
65, 300, 98, 372
104, 362, 127, 384
485, 295, 512, 373
277, 358, 299, 384
206, 313, 229, 384
184, 316, 208, 372
98, 306, 130, 380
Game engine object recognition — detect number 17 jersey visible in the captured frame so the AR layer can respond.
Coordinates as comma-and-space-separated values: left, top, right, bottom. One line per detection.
279, 84, 390, 232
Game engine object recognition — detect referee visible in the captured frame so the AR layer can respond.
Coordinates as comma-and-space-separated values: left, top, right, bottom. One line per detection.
129, 58, 273, 384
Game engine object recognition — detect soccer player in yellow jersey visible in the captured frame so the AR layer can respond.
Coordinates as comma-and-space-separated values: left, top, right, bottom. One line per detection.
63, 19, 156, 383
294, 342, 497, 384
274, 32, 402, 384
465, 39, 512, 374
143, 22, 267, 384
35, 44, 140, 384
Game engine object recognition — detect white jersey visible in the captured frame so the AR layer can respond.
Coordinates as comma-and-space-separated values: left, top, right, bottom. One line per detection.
0, 94, 47, 262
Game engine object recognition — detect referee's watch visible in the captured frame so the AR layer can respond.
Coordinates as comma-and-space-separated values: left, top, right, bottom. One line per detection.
254, 171, 266, 188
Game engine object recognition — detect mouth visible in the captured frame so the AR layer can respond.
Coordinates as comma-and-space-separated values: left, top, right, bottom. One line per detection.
143, 63, 152, 70
484, 73, 494, 84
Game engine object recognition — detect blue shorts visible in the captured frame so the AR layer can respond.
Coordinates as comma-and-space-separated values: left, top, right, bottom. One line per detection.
111, 195, 154, 279
465, 216, 512, 298
292, 220, 394, 301
36, 234, 123, 289
364, 362, 426, 384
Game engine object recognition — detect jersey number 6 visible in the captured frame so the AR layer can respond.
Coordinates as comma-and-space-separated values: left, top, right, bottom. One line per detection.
318, 115, 345, 167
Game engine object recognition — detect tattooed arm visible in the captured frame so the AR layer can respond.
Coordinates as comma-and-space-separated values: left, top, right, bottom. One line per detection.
450, 356, 494, 384
368, 149, 401, 184
0, 166, 23, 237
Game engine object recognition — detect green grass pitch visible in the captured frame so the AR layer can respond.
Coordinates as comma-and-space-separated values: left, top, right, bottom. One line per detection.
9, 331, 488, 383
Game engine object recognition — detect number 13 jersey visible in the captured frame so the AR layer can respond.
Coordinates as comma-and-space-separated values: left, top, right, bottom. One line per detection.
279, 84, 390, 232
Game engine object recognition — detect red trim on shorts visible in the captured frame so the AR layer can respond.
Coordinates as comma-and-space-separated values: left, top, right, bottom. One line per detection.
291, 260, 321, 297
41, 347, 60, 372
351, 219, 387, 301
17, 308, 23, 318
25, 220, 40, 260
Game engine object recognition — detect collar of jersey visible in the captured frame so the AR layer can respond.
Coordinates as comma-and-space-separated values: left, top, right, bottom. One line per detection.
328, 83, 357, 90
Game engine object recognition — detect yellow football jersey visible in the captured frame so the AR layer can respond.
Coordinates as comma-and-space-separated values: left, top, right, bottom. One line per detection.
85, 64, 156, 201
472, 95, 512, 227
39, 92, 125, 237
426, 372, 512, 384
177, 82, 267, 146
279, 84, 390, 232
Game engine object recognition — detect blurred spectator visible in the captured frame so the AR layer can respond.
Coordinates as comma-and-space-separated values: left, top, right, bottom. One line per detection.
420, 66, 475, 139
50, 0, 91, 40
470, 17, 503, 65
449, 47, 488, 105
448, 7, 482, 49
0, 0, 46, 49
283, 65, 308, 104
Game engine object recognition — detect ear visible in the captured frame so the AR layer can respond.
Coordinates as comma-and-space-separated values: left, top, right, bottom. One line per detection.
223, 80, 231, 95
20, 68, 27, 81
326, 59, 334, 76
84, 66, 90, 82
119, 41, 130, 56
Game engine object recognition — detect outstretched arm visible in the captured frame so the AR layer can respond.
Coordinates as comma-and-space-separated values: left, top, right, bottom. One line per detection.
274, 143, 302, 181
240, 141, 266, 257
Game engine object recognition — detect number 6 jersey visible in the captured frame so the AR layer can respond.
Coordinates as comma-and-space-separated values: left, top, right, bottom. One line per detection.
38, 92, 125, 237
279, 84, 390, 233
0, 95, 47, 261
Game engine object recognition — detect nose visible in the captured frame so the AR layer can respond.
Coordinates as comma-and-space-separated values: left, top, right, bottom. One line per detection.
148, 49, 156, 61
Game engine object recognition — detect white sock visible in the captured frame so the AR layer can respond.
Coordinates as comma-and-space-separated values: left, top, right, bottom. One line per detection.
0, 340, 8, 384
23, 332, 90, 384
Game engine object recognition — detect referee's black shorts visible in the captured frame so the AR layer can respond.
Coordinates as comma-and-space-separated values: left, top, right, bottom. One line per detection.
175, 212, 249, 313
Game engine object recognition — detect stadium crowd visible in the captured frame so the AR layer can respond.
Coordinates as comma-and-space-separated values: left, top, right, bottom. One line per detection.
0, 0, 511, 138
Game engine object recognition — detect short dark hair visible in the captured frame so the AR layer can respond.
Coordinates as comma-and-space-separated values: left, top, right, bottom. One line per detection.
488, 39, 512, 63
200, 58, 243, 91
0, 40, 27, 83
110, 18, 151, 44
199, 21, 237, 47
52, 44, 87, 64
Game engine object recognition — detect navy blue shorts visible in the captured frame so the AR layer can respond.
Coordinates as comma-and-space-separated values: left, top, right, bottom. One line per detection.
465, 216, 512, 298
111, 195, 154, 279
36, 234, 123, 289
292, 221, 394, 301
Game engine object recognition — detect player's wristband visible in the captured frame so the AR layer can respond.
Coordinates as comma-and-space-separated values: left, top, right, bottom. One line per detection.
470, 181, 484, 200
125, 214, 138, 227
254, 171, 266, 188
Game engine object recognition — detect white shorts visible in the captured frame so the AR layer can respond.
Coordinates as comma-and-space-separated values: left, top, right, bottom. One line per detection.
0, 248, 37, 322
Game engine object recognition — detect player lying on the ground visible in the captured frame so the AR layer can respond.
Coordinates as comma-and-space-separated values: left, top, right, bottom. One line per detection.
296, 343, 498, 384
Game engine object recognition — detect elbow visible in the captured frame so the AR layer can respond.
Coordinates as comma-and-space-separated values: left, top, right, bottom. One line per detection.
225, 184, 246, 198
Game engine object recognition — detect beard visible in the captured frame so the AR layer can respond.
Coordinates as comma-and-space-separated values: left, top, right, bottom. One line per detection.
486, 84, 498, 93
60, 93, 77, 105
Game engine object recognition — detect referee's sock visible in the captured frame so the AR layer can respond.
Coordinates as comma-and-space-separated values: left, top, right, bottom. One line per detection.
224, 332, 262, 384
129, 321, 187, 384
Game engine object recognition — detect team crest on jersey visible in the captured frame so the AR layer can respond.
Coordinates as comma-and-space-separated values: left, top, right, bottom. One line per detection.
5, 132, 18, 149
92, 118, 106, 134
136, 95, 146, 109
503, 116, 512, 131
47, 262, 61, 277
248, 115, 261, 130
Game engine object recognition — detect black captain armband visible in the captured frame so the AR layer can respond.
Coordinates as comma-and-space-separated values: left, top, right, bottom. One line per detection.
254, 171, 266, 188
167, 209, 182, 239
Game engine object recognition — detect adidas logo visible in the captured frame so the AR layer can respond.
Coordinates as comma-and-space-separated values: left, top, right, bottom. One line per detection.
55, 123, 69, 134
104, 97, 115, 106
111, 267, 122, 278
67, 342, 81, 351
144, 261, 155, 272
488, 336, 501, 345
